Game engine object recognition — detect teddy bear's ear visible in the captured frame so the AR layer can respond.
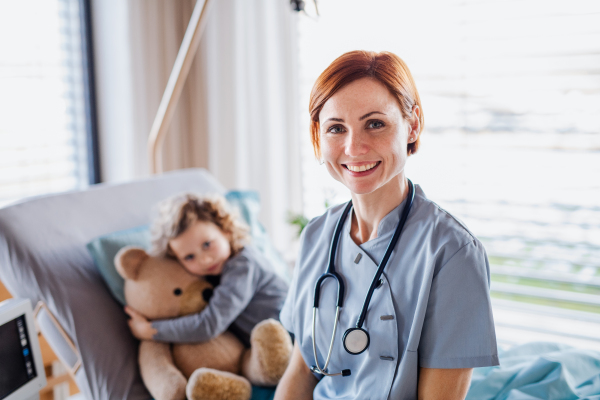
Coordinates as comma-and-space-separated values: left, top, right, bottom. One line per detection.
115, 246, 149, 280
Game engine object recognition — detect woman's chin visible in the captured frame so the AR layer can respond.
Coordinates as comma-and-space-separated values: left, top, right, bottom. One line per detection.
344, 174, 405, 197
344, 181, 381, 196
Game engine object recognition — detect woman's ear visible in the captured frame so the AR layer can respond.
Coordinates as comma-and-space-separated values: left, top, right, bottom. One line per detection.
409, 105, 421, 143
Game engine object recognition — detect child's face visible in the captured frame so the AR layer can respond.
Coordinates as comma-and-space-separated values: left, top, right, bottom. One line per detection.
168, 220, 232, 276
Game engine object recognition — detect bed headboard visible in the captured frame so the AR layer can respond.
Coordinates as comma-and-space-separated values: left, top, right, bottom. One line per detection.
0, 168, 226, 400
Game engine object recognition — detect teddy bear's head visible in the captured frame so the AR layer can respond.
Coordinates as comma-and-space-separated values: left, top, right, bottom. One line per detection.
115, 246, 214, 320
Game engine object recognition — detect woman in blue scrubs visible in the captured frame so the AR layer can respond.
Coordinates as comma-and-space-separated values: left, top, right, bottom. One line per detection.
275, 51, 499, 400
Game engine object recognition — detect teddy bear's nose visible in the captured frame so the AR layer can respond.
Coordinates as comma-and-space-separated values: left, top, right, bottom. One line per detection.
173, 288, 182, 296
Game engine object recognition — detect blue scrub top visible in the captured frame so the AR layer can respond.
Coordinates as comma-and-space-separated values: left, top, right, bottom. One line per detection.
280, 184, 499, 400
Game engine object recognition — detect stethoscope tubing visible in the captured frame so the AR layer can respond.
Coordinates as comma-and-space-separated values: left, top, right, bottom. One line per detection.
311, 306, 343, 376
355, 180, 415, 328
313, 200, 353, 308
311, 179, 415, 377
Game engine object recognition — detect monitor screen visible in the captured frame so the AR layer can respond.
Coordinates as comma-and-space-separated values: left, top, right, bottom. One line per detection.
0, 314, 38, 399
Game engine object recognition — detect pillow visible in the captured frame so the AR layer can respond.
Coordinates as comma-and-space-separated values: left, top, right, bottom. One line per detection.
87, 190, 289, 306
86, 225, 150, 305
225, 191, 290, 281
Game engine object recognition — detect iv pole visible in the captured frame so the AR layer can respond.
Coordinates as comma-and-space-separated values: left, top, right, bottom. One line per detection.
147, 0, 212, 174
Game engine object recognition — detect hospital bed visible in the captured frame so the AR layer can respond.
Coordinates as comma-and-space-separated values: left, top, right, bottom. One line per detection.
0, 168, 279, 399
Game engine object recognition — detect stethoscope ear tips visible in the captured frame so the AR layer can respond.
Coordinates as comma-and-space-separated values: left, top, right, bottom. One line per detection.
342, 369, 351, 376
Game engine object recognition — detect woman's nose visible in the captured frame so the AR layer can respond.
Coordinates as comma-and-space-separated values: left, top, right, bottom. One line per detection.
344, 130, 368, 157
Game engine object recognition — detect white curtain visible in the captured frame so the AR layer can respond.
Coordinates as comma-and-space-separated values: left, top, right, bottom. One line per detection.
91, 0, 303, 255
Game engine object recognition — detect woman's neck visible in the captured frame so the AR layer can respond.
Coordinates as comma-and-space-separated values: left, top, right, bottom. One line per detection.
350, 174, 408, 245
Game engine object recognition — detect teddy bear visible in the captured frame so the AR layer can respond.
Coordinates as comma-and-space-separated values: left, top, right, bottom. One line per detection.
115, 246, 292, 400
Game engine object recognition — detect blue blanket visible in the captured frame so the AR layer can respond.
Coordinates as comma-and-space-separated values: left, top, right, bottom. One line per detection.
251, 386, 275, 400
467, 342, 600, 400
253, 342, 600, 400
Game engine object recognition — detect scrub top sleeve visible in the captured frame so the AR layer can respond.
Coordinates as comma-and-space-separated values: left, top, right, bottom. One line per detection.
279, 228, 307, 334
152, 259, 258, 343
418, 239, 499, 369
279, 268, 296, 333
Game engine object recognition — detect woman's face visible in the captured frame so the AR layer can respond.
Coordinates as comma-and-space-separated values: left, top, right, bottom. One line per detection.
319, 77, 419, 196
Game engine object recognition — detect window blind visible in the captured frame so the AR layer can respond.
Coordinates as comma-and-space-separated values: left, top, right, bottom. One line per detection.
0, 0, 90, 207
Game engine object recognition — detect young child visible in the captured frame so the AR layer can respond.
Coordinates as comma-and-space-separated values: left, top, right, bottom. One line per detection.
124, 192, 289, 348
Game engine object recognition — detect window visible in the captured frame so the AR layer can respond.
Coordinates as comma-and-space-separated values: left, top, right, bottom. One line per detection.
0, 0, 98, 207
297, 0, 600, 348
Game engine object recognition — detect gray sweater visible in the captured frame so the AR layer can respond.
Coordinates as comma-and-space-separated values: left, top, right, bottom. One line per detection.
152, 246, 289, 344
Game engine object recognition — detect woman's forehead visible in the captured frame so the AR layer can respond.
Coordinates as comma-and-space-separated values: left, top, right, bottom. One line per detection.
320, 78, 400, 121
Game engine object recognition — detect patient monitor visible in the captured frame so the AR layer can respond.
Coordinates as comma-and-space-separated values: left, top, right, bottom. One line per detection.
0, 298, 46, 400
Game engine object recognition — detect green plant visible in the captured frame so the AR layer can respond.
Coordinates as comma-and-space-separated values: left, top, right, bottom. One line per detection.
288, 212, 310, 238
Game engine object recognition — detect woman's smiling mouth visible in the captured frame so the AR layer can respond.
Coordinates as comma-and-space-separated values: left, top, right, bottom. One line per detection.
343, 161, 381, 174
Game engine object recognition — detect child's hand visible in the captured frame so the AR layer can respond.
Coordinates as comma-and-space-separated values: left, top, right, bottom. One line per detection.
124, 306, 157, 340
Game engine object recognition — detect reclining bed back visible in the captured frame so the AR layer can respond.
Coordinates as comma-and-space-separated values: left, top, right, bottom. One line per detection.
0, 169, 226, 400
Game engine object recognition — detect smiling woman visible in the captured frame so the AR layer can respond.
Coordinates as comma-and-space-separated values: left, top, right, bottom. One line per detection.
275, 51, 498, 400
318, 78, 418, 209
309, 51, 424, 160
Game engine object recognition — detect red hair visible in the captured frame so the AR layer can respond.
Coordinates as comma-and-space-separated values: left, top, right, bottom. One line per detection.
309, 50, 424, 158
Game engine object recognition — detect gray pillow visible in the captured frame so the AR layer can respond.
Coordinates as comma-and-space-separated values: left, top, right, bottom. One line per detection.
0, 169, 225, 400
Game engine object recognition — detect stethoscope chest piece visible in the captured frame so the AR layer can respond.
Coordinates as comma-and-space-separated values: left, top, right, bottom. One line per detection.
343, 327, 370, 355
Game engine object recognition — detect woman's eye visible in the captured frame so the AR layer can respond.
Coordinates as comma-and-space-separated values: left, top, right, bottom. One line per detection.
327, 125, 345, 134
202, 241, 211, 250
367, 120, 385, 129
184, 254, 194, 261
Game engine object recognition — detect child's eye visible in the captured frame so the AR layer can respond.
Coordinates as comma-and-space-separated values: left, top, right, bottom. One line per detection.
202, 241, 211, 250
184, 254, 195, 261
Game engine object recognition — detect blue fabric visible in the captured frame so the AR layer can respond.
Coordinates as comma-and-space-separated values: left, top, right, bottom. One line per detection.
466, 342, 600, 400
87, 190, 287, 306
226, 191, 290, 281
153, 386, 274, 400
86, 225, 150, 305
251, 386, 275, 400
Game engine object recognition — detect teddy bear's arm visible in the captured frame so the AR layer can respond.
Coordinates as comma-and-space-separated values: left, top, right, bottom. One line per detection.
139, 340, 187, 400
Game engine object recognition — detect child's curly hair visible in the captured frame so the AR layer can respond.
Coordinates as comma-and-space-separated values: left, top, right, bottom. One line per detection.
150, 193, 250, 258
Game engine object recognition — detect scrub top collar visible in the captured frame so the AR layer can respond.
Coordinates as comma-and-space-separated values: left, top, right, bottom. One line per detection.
345, 191, 411, 265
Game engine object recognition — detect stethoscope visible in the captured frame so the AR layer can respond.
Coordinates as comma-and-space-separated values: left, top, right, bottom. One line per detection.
311, 179, 415, 377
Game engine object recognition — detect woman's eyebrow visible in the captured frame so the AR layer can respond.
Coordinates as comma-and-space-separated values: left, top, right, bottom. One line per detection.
323, 111, 385, 124
359, 111, 386, 120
